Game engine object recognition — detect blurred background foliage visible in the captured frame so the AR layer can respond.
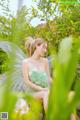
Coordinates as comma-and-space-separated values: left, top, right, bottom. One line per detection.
46, 36, 80, 120
0, 49, 9, 73
0, 0, 80, 120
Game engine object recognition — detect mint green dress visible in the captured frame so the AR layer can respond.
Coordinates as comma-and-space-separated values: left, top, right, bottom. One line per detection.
29, 68, 49, 88
24, 68, 49, 94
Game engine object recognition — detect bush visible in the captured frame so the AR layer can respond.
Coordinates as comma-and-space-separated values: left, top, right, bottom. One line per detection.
0, 49, 8, 74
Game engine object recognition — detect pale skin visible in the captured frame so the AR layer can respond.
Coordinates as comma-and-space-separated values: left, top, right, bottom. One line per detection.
22, 42, 52, 112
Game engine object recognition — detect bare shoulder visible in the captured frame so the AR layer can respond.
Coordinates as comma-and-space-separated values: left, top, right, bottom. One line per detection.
22, 58, 30, 67
42, 58, 48, 64
22, 58, 28, 64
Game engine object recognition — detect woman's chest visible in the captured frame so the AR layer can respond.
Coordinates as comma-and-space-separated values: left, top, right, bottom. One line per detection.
28, 60, 45, 71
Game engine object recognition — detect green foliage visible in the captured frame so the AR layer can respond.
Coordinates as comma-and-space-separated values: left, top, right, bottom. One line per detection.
0, 6, 34, 43
0, 0, 11, 17
33, 0, 58, 21
46, 36, 80, 120
0, 4, 36, 74
0, 76, 42, 120
32, 0, 80, 50
0, 49, 8, 74
56, 4, 80, 38
12, 96, 42, 120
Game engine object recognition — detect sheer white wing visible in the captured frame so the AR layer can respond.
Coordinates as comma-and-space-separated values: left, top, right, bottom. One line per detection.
0, 41, 27, 92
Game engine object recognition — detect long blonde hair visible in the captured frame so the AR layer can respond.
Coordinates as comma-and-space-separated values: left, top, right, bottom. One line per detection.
25, 37, 44, 56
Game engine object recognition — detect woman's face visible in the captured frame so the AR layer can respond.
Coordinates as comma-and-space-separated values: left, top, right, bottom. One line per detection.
36, 42, 48, 57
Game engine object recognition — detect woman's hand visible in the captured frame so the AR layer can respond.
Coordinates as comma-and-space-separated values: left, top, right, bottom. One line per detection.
41, 88, 49, 91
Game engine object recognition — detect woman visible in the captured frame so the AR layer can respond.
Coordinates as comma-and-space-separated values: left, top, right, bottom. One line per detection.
22, 37, 52, 112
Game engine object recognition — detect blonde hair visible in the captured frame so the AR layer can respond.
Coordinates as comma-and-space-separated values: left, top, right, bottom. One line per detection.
25, 37, 44, 56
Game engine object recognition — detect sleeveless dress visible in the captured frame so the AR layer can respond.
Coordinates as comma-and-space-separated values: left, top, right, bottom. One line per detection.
23, 68, 49, 94
29, 68, 49, 87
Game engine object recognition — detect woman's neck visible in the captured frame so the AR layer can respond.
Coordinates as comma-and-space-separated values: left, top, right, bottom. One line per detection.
31, 51, 41, 61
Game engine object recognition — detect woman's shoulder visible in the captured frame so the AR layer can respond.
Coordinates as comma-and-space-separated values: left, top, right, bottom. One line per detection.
22, 58, 31, 66
22, 57, 48, 65
41, 58, 49, 66
42, 57, 48, 63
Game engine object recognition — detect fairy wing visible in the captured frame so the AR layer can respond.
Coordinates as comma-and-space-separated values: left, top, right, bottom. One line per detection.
0, 41, 27, 92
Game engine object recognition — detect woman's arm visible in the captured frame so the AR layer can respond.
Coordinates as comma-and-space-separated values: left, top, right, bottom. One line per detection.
22, 60, 44, 91
45, 59, 52, 84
